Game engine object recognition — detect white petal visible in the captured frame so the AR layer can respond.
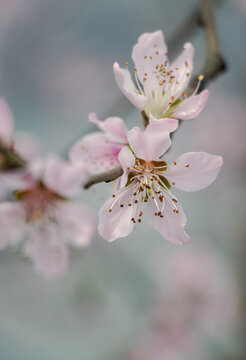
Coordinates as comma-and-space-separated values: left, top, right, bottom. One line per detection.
13, 131, 41, 161
58, 202, 94, 247
127, 124, 171, 162
118, 146, 136, 186
31, 224, 68, 278
98, 186, 136, 242
0, 169, 34, 194
0, 98, 14, 146
118, 146, 135, 169
165, 152, 223, 192
0, 202, 25, 249
113, 62, 147, 110
147, 197, 191, 244
69, 132, 122, 173
132, 30, 168, 85
149, 114, 179, 132
172, 90, 209, 120
168, 43, 194, 99
89, 113, 128, 143
43, 155, 87, 198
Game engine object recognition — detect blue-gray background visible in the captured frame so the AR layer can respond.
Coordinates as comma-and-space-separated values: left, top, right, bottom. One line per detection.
0, 0, 245, 359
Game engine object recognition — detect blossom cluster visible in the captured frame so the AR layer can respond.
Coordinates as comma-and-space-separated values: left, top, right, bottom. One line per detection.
0, 30, 223, 277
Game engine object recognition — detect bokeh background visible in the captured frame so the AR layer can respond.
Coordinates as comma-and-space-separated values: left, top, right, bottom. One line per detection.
0, 0, 245, 359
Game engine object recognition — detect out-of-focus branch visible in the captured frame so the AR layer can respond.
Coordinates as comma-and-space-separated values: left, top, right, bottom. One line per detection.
84, 166, 123, 189
0, 145, 26, 170
187, 0, 226, 94
84, 0, 226, 189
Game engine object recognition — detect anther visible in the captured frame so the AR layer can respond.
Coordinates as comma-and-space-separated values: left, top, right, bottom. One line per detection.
143, 77, 147, 82
134, 200, 138, 204
125, 62, 128, 67
128, 204, 132, 206
120, 204, 124, 207
172, 181, 175, 185
109, 209, 112, 212
199, 74, 204, 81
173, 161, 177, 165
112, 194, 115, 198
138, 219, 142, 223
185, 164, 190, 168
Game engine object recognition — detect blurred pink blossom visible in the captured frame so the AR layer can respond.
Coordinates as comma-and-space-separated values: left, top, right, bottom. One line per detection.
0, 155, 94, 278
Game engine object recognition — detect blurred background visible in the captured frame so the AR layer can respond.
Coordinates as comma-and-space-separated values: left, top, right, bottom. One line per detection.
0, 0, 245, 359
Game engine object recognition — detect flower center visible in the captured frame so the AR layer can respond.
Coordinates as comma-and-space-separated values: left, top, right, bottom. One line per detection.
109, 158, 180, 224
15, 182, 66, 222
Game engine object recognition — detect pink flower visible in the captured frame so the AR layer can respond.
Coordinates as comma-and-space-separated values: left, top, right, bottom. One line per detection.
98, 124, 223, 243
69, 112, 128, 173
113, 30, 209, 125
0, 155, 94, 278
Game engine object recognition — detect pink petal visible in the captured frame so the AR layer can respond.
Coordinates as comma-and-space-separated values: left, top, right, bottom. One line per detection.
132, 30, 168, 85
118, 146, 135, 169
0, 202, 25, 249
147, 197, 191, 244
169, 42, 194, 98
118, 146, 136, 186
13, 131, 41, 161
69, 132, 122, 173
58, 202, 94, 247
98, 186, 136, 242
43, 156, 87, 198
0, 169, 34, 195
89, 113, 128, 143
113, 62, 147, 110
0, 98, 14, 146
172, 90, 209, 120
31, 224, 68, 278
149, 114, 179, 132
165, 152, 223, 192
127, 124, 171, 162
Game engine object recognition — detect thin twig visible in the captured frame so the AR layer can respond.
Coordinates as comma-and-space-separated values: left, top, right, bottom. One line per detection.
187, 0, 226, 94
83, 0, 226, 189
84, 166, 123, 189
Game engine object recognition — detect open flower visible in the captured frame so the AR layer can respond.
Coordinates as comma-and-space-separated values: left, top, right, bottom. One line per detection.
0, 156, 94, 278
113, 30, 209, 125
69, 112, 128, 173
98, 124, 223, 243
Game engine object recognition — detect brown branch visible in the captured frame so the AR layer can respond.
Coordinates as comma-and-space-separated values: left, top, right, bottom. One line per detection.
84, 166, 123, 189
83, 0, 226, 189
0, 145, 26, 171
187, 0, 226, 94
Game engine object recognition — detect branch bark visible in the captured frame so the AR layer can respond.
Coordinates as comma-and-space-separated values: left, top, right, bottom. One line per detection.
83, 0, 226, 189
187, 0, 226, 94
84, 166, 123, 189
